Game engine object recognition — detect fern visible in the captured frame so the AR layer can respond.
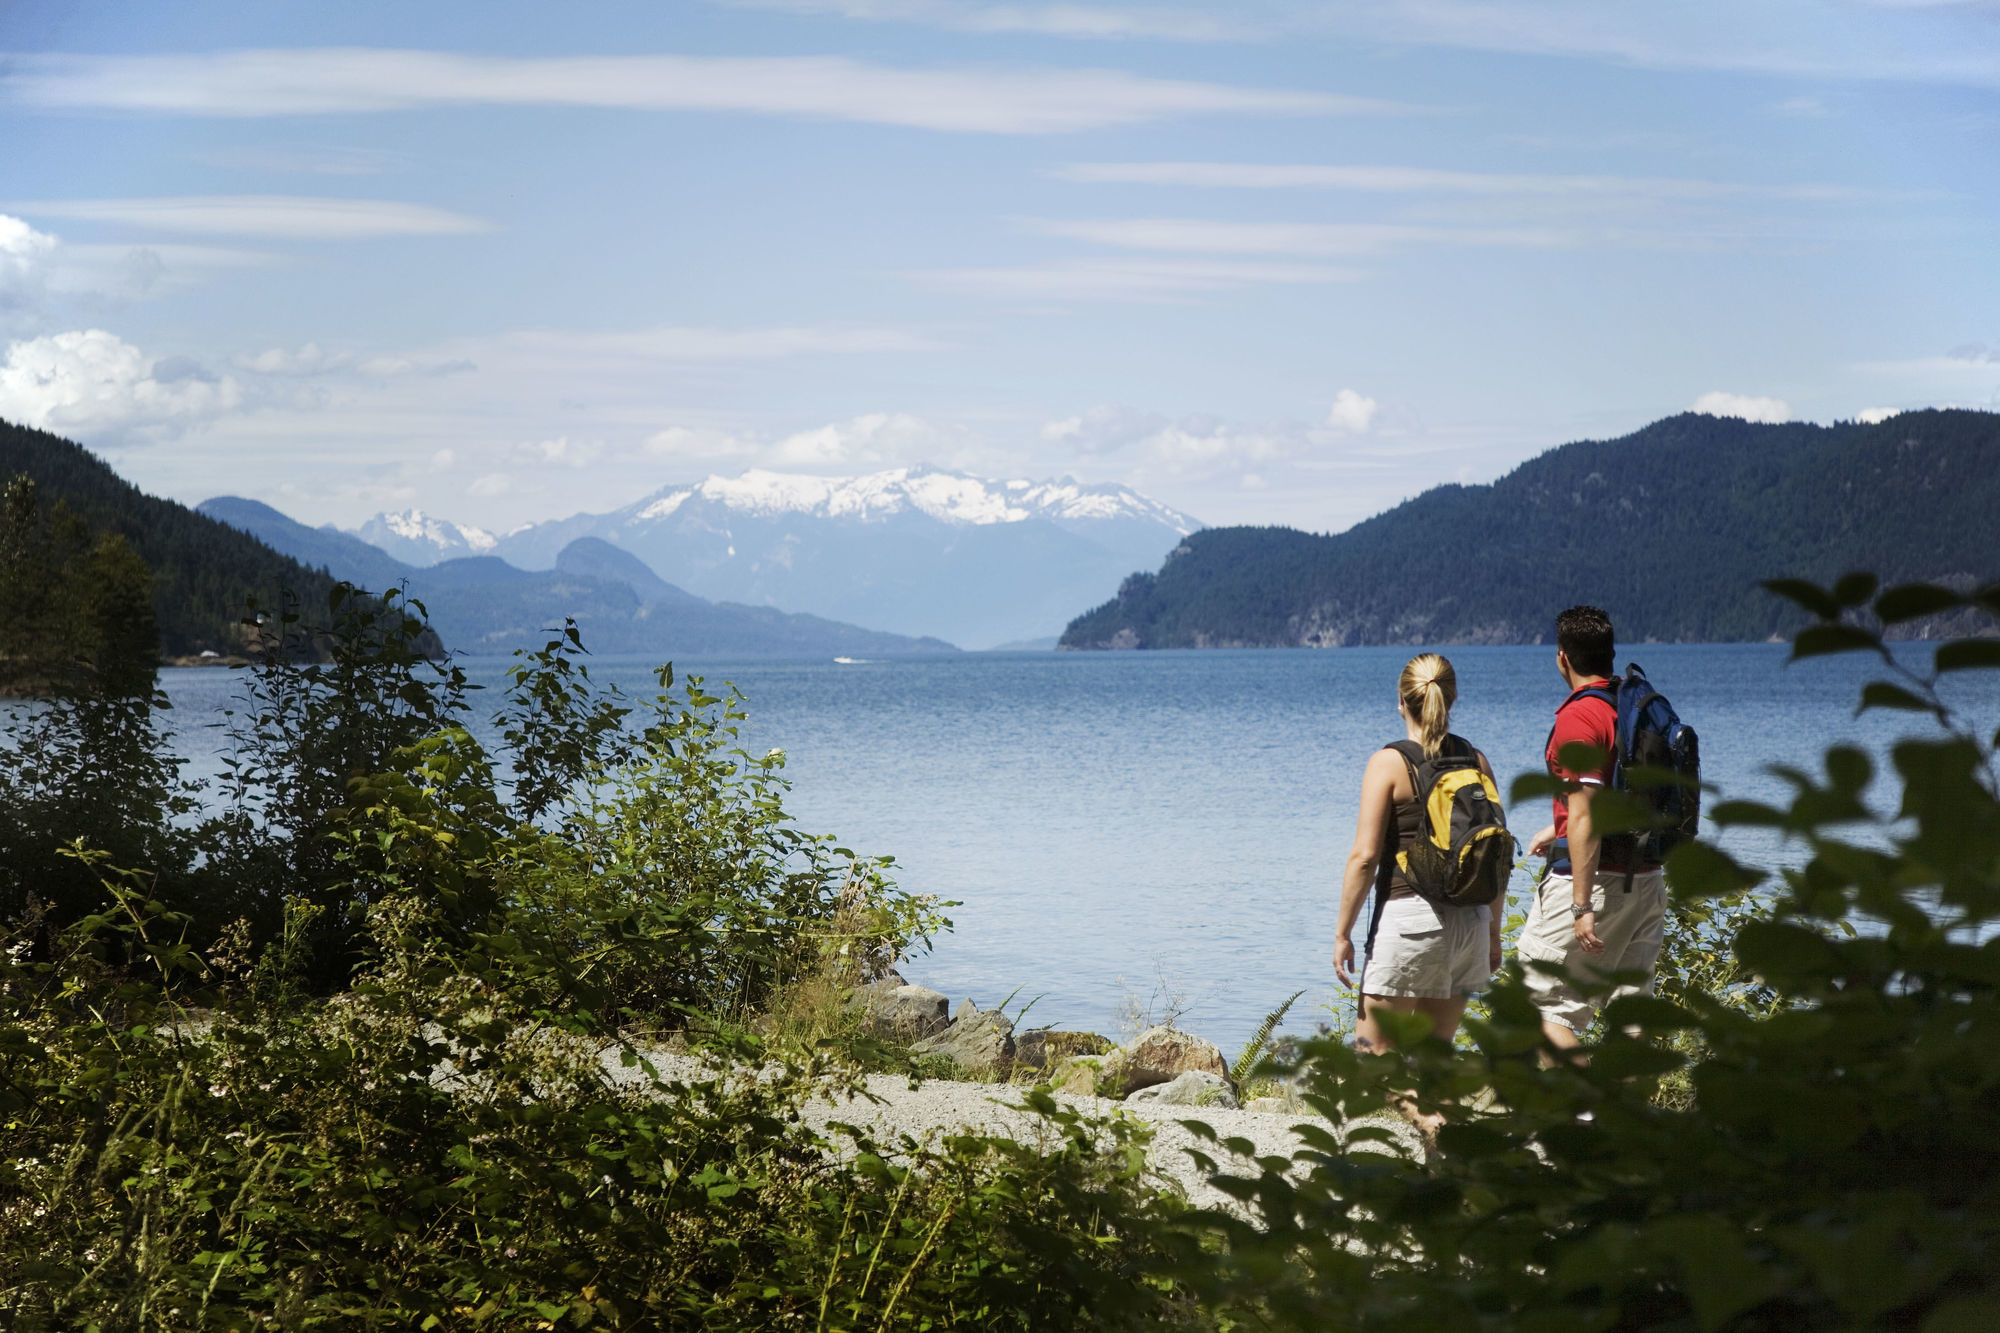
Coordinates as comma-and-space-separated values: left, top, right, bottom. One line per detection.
1232, 989, 1304, 1084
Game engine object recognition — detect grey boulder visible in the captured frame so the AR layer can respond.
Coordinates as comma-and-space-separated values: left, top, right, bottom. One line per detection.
911, 1000, 1016, 1077
1125, 1070, 1238, 1110
846, 978, 951, 1042
1097, 1025, 1230, 1098
1015, 1030, 1113, 1072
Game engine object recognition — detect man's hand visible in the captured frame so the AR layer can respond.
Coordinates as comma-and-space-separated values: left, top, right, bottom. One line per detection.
1334, 936, 1358, 988
1574, 910, 1604, 954
1527, 823, 1558, 858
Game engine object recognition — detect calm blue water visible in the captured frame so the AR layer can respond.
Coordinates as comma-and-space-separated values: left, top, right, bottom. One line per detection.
145, 643, 1998, 1054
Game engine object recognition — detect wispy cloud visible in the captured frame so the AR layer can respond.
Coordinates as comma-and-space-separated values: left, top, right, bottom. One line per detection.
718, 0, 1261, 42
8, 196, 489, 240
1028, 217, 1575, 255
718, 0, 2000, 88
912, 256, 1361, 300
1312, 0, 2000, 88
1, 49, 1410, 134
1054, 161, 1871, 202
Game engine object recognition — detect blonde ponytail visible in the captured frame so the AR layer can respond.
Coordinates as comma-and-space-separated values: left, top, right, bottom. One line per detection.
1398, 653, 1458, 758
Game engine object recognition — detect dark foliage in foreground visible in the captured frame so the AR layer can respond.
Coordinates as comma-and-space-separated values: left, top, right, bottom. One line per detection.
4, 571, 2000, 1328
1063, 408, 2000, 648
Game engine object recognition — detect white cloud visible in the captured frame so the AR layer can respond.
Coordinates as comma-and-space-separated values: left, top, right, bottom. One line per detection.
512, 436, 606, 468
914, 256, 1360, 300
644, 424, 759, 460
1054, 161, 1867, 202
0, 215, 58, 313
1040, 404, 1308, 472
1295, 0, 2000, 90
773, 412, 942, 465
1855, 406, 1902, 423
1029, 217, 1574, 255
0, 329, 242, 438
1690, 390, 1791, 423
1325, 388, 1378, 433
10, 196, 489, 240
234, 342, 351, 375
467, 472, 513, 498
1, 49, 1409, 134
476, 324, 937, 365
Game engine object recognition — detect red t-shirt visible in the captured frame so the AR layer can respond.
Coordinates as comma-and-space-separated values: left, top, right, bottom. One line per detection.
1546, 683, 1621, 864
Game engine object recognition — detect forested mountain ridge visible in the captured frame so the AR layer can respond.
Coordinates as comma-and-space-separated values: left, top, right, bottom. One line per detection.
1061, 409, 2000, 649
0, 418, 356, 658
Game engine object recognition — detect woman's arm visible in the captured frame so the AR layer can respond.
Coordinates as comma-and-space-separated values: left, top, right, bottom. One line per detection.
1334, 749, 1402, 987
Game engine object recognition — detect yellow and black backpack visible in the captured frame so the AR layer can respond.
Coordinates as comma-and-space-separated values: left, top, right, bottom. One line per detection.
1384, 737, 1513, 909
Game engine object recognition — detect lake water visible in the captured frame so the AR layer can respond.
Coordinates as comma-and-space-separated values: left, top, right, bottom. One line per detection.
150, 642, 1998, 1056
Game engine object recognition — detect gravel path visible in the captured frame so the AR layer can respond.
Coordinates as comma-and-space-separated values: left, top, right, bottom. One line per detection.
607, 1048, 1421, 1212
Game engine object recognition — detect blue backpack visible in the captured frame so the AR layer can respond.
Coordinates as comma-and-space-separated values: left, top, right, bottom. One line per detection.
1560, 663, 1701, 874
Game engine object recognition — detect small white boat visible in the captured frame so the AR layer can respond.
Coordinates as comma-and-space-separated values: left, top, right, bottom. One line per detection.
833, 656, 868, 664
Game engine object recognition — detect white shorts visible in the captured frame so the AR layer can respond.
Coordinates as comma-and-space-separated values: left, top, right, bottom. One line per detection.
1518, 867, 1667, 1034
1360, 896, 1493, 1000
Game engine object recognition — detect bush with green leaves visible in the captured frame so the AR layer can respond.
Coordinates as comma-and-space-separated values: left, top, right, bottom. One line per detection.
0, 848, 1177, 1330
1175, 572, 2000, 1330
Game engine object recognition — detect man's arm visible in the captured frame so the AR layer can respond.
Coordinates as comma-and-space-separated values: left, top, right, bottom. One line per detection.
1567, 785, 1605, 954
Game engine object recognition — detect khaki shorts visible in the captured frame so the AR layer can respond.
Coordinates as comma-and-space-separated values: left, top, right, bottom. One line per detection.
1361, 896, 1493, 1000
1518, 867, 1667, 1034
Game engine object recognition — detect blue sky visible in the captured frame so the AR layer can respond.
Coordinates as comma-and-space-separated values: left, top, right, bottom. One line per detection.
1, 0, 1996, 534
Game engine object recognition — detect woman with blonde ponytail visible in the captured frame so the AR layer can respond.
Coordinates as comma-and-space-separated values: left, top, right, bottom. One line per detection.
1332, 653, 1505, 1142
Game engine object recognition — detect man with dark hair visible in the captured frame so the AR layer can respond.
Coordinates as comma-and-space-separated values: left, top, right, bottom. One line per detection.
1518, 605, 1668, 1051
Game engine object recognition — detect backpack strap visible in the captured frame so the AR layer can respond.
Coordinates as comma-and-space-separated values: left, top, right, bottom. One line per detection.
1364, 742, 1422, 956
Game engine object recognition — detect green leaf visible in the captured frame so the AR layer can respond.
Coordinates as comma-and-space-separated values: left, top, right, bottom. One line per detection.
1825, 745, 1872, 796
1858, 681, 1936, 714
1791, 624, 1882, 661
1645, 1214, 1777, 1330
1589, 1040, 1685, 1079
1873, 582, 1961, 623
1762, 578, 1839, 620
1832, 571, 1879, 607
1935, 639, 2000, 673
1665, 841, 1764, 899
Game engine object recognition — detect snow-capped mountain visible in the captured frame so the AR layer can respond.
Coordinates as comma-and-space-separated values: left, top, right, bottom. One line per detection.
352, 509, 502, 567
351, 466, 1201, 649
619, 467, 1197, 533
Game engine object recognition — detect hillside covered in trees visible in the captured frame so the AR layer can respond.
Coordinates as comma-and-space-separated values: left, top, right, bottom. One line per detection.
1062, 409, 2000, 649
0, 418, 365, 660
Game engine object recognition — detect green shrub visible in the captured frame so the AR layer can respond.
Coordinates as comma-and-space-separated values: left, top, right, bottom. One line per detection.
1177, 573, 2000, 1330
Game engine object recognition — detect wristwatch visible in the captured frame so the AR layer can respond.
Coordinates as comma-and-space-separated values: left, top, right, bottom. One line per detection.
1571, 902, 1594, 919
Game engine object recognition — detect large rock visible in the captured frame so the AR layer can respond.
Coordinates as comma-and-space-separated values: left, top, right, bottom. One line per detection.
1125, 1070, 1238, 1110
911, 1000, 1015, 1078
845, 978, 950, 1042
1015, 1030, 1113, 1072
1097, 1026, 1230, 1099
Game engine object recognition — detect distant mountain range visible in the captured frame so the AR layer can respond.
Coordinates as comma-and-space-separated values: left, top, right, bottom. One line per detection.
199, 498, 957, 659
1062, 409, 2000, 650
344, 466, 1199, 649
0, 417, 378, 659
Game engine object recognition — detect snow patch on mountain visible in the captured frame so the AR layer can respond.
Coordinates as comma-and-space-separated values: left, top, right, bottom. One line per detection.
353, 509, 498, 565
616, 465, 1197, 533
